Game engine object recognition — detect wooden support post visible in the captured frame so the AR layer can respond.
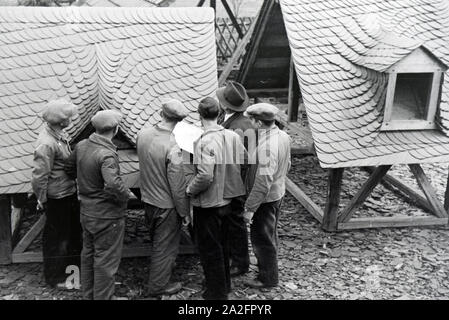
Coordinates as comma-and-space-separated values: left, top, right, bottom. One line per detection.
221, 0, 244, 38
444, 165, 449, 212
322, 168, 344, 231
285, 177, 323, 223
197, 0, 206, 6
339, 165, 391, 223
409, 164, 447, 218
288, 57, 300, 122
0, 195, 12, 265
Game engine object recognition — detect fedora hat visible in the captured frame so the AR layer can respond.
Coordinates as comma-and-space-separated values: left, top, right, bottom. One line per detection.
216, 81, 249, 112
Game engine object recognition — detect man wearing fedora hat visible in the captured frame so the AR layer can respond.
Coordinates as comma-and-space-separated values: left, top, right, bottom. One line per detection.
216, 81, 255, 277
186, 97, 247, 300
137, 99, 191, 297
65, 109, 129, 300
32, 99, 82, 289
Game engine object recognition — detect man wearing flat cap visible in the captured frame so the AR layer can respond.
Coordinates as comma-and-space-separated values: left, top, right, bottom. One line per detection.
137, 99, 191, 297
186, 97, 247, 300
216, 81, 255, 277
65, 109, 129, 300
31, 99, 82, 289
242, 103, 291, 289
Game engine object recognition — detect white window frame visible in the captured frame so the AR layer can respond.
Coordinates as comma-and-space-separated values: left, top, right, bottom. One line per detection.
381, 71, 442, 131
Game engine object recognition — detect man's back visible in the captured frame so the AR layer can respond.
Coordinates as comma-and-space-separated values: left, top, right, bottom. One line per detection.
70, 133, 128, 219
137, 124, 179, 208
188, 126, 246, 208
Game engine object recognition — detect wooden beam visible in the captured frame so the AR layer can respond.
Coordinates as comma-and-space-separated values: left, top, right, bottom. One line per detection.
409, 164, 447, 218
197, 0, 206, 6
285, 177, 323, 223
444, 165, 449, 212
246, 88, 289, 97
218, 16, 257, 86
238, 0, 275, 84
11, 206, 24, 248
339, 165, 391, 223
338, 216, 448, 230
12, 214, 46, 254
0, 195, 12, 265
322, 168, 344, 231
220, 0, 244, 38
12, 245, 197, 263
287, 57, 300, 122
363, 167, 432, 212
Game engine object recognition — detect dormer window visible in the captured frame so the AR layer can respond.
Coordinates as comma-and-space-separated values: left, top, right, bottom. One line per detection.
381, 47, 446, 131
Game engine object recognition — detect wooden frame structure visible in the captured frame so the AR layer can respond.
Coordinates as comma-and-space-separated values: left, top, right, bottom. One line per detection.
286, 164, 449, 232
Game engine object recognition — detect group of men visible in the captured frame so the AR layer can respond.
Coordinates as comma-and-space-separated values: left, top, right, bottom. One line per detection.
31, 81, 291, 300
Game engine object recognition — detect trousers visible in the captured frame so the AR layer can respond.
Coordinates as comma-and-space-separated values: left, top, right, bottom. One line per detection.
228, 197, 250, 271
193, 204, 231, 300
144, 203, 181, 293
80, 215, 125, 300
250, 199, 282, 286
43, 194, 81, 286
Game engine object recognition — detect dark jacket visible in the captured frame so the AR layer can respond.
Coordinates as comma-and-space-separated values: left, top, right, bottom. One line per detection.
186, 125, 246, 208
31, 125, 77, 203
65, 133, 129, 219
220, 112, 256, 150
137, 124, 189, 217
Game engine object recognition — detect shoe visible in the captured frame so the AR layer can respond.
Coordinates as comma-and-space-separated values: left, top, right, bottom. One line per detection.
147, 282, 182, 297
244, 278, 276, 289
230, 266, 247, 277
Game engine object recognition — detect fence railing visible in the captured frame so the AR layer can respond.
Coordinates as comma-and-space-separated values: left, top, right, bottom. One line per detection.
215, 16, 254, 69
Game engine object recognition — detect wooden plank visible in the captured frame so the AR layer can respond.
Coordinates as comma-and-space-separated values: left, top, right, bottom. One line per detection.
287, 57, 300, 122
253, 57, 290, 69
12, 245, 197, 263
364, 167, 432, 212
221, 0, 244, 38
339, 165, 391, 223
238, 0, 275, 84
12, 214, 46, 254
444, 165, 449, 212
218, 17, 257, 86
285, 177, 323, 223
409, 164, 448, 218
0, 195, 12, 265
322, 168, 344, 231
11, 206, 24, 248
338, 216, 448, 230
246, 88, 289, 97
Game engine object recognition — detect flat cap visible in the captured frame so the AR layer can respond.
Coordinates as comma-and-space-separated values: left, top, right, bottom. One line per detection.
42, 99, 77, 125
244, 103, 279, 121
91, 109, 122, 131
161, 99, 189, 120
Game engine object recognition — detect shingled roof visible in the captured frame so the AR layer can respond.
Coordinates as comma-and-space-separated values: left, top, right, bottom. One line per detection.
280, 0, 449, 168
0, 7, 217, 194
75, 0, 171, 7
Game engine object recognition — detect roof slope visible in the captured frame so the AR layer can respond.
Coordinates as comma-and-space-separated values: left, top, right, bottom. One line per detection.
0, 7, 217, 194
280, 0, 449, 168
74, 0, 171, 7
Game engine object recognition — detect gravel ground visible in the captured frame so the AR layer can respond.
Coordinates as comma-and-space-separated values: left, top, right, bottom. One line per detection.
1, 155, 449, 300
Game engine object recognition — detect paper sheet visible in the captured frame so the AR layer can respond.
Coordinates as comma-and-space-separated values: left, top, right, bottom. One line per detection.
173, 121, 203, 154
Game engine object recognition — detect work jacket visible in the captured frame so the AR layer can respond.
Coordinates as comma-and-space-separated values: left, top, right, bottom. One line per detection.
137, 123, 189, 217
245, 126, 291, 212
187, 125, 246, 208
65, 133, 129, 219
31, 124, 76, 204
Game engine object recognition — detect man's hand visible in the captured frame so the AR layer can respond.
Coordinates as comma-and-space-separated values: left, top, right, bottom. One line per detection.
243, 210, 254, 225
182, 215, 191, 227
36, 200, 47, 213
